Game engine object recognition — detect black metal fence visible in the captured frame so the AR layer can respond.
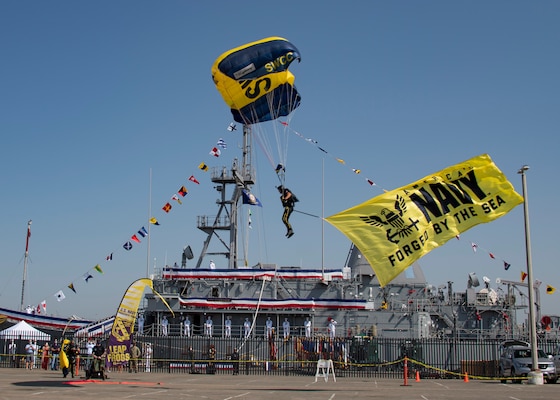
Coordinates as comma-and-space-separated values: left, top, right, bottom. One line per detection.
3, 334, 560, 378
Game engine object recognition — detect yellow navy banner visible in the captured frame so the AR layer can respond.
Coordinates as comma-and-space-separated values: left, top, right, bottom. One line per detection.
326, 154, 523, 287
107, 278, 173, 368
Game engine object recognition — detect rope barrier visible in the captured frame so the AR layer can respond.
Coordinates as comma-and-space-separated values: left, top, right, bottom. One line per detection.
293, 209, 320, 218
0, 352, 525, 381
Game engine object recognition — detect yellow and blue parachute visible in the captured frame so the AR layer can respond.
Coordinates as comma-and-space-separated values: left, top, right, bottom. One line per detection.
212, 37, 301, 125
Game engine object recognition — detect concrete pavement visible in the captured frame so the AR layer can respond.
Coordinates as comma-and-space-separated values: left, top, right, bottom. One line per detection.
1, 368, 559, 400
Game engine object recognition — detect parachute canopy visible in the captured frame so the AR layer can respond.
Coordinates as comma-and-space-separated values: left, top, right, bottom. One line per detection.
212, 37, 301, 125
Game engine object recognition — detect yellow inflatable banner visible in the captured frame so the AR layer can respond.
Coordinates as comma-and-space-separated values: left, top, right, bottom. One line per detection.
107, 278, 173, 368
326, 154, 523, 287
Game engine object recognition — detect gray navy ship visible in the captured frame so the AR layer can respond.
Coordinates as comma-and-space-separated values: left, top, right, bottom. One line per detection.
141, 125, 539, 341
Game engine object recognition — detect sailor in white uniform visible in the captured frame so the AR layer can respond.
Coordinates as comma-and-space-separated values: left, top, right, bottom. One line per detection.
282, 318, 290, 339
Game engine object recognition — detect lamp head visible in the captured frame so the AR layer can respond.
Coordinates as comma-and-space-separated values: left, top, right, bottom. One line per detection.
517, 165, 530, 174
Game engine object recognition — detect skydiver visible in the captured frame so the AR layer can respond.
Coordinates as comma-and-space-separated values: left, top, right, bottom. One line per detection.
277, 185, 297, 238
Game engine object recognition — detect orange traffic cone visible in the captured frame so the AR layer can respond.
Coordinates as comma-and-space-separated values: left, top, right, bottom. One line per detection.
415, 371, 420, 382
463, 372, 469, 382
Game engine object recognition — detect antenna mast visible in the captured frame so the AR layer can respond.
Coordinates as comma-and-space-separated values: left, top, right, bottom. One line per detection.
195, 125, 254, 269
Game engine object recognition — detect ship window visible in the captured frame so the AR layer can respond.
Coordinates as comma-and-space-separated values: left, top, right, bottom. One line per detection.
212, 287, 219, 297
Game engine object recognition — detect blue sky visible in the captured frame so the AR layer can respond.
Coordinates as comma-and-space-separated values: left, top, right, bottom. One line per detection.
1, 1, 559, 321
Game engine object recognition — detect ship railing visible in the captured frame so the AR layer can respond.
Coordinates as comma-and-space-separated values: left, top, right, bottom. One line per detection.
414, 298, 447, 314
411, 296, 512, 313
197, 215, 231, 229
138, 323, 333, 339
211, 166, 235, 181
210, 165, 255, 183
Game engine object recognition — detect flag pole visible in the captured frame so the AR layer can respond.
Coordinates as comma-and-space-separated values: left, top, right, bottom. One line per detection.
20, 220, 32, 311
146, 169, 152, 278
321, 158, 325, 276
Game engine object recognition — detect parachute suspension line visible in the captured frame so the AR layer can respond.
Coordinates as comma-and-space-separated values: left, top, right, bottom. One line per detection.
237, 277, 267, 352
275, 168, 285, 187
266, 85, 297, 189
268, 91, 287, 170
259, 92, 284, 175
253, 128, 276, 169
246, 94, 280, 172
251, 92, 294, 184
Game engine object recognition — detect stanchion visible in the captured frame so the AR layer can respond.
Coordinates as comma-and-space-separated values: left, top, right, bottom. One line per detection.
75, 355, 80, 377
401, 356, 411, 386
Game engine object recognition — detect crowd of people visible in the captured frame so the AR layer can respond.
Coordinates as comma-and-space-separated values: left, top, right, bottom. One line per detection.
6, 338, 74, 373
6, 339, 58, 370
5, 333, 347, 376
3, 315, 338, 376
4, 336, 148, 377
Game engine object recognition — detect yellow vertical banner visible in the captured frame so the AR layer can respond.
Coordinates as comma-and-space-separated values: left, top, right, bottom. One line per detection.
106, 278, 152, 368
326, 154, 523, 287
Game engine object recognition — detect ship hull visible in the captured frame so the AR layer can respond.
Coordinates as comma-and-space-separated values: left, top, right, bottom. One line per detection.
0, 306, 93, 331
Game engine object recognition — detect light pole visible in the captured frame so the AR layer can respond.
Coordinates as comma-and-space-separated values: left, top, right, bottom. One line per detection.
518, 165, 543, 385
20, 220, 32, 311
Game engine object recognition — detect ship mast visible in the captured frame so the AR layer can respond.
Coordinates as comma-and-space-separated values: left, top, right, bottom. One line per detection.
20, 219, 32, 311
195, 125, 254, 269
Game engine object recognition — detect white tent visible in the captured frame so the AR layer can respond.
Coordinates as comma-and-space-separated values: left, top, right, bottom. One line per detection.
0, 320, 51, 340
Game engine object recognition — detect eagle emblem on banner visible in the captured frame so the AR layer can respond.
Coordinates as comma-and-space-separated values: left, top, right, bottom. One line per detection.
359, 195, 419, 244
